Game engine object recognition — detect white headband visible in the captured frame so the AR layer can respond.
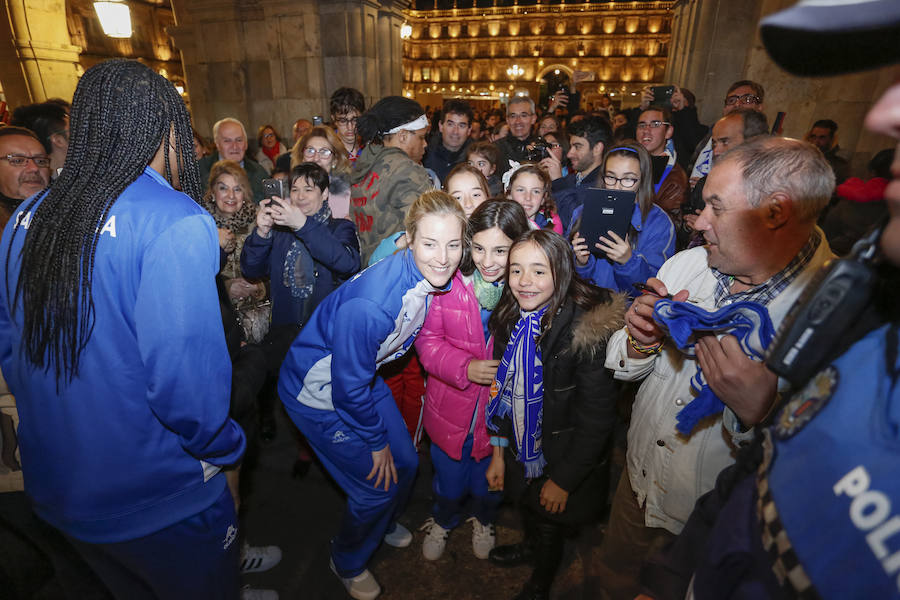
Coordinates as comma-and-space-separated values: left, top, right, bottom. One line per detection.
384, 114, 428, 135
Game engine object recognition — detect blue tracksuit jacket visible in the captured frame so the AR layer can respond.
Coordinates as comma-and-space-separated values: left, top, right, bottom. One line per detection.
278, 249, 447, 452
0, 167, 245, 543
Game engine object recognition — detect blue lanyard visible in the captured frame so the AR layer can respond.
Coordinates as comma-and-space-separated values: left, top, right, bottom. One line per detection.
654, 162, 674, 195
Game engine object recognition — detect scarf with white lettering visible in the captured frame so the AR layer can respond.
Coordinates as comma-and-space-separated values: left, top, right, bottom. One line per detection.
487, 305, 548, 478
652, 299, 775, 435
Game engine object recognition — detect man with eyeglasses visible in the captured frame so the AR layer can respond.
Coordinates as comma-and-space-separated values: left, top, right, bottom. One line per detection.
10, 101, 69, 176
0, 127, 50, 228
494, 96, 540, 177
198, 117, 269, 204
689, 80, 765, 185
550, 116, 612, 228
423, 99, 473, 183
330, 87, 366, 164
638, 107, 690, 222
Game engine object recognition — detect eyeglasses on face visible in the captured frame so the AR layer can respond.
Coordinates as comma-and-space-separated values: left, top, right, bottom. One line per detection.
603, 174, 638, 188
334, 117, 358, 126
1, 154, 51, 168
508, 112, 534, 121
303, 147, 334, 158
636, 120, 670, 130
263, 132, 276, 139
724, 94, 761, 106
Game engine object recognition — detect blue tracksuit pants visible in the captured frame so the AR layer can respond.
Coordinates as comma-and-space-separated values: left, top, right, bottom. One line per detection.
65, 484, 240, 600
430, 435, 502, 529
284, 380, 418, 578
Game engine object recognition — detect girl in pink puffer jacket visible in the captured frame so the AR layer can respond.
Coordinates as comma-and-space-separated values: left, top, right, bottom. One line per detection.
415, 200, 530, 562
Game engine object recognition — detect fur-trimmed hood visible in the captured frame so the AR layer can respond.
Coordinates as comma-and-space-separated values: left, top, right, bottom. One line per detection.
570, 292, 626, 358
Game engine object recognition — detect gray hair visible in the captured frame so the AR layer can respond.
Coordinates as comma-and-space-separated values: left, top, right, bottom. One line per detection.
718, 136, 834, 222
507, 96, 535, 115
736, 109, 769, 140
212, 117, 247, 140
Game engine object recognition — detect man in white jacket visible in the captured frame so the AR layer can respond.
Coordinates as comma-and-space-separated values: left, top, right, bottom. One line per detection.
595, 135, 836, 598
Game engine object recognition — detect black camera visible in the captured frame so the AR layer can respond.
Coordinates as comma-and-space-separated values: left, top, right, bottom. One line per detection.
526, 138, 551, 162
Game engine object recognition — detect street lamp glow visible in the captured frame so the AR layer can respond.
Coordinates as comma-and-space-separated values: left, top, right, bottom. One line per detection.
94, 1, 132, 38
506, 64, 524, 78
400, 22, 412, 39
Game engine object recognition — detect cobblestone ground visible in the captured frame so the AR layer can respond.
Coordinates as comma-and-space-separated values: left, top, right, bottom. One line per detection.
240, 406, 610, 600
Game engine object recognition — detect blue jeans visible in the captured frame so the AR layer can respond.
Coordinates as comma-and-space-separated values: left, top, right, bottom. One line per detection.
430, 435, 502, 529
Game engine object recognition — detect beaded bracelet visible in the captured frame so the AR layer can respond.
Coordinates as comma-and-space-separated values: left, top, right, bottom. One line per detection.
627, 329, 663, 355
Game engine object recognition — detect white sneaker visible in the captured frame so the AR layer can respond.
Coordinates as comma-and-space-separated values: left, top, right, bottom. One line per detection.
240, 542, 283, 574
240, 585, 279, 600
382, 522, 412, 548
419, 517, 450, 561
467, 516, 496, 559
330, 558, 381, 600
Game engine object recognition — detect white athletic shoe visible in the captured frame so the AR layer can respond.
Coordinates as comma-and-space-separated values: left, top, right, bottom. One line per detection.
240, 585, 279, 600
467, 516, 496, 560
330, 558, 381, 600
382, 522, 413, 548
240, 542, 283, 574
419, 517, 451, 561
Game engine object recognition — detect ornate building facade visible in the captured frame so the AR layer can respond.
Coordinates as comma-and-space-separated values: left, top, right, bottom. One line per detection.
400, 0, 674, 108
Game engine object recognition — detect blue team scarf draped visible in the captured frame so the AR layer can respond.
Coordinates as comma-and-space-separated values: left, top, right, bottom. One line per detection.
652, 299, 776, 435
486, 305, 549, 478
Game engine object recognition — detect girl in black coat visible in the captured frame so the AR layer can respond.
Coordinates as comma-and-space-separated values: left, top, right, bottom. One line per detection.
485, 229, 624, 600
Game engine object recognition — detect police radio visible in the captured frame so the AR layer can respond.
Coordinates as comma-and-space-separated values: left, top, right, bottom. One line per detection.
765, 224, 883, 388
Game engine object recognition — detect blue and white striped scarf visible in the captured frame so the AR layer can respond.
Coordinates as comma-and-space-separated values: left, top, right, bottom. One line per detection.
486, 305, 548, 478
652, 299, 775, 435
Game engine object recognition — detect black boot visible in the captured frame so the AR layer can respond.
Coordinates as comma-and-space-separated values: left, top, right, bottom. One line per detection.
512, 518, 565, 600
489, 509, 538, 567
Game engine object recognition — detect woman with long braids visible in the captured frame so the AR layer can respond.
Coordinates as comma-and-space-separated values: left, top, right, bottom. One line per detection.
0, 60, 246, 598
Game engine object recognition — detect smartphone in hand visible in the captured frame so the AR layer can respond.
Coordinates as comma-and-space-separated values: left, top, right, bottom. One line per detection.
262, 178, 285, 209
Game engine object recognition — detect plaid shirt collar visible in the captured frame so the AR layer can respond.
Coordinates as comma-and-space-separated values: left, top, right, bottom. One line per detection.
712, 230, 821, 307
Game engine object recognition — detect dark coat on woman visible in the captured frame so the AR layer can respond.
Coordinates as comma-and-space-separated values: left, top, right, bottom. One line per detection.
240, 217, 360, 328
494, 292, 625, 525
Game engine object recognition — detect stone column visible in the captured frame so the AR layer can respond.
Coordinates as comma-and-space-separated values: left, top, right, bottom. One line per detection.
169, 0, 324, 143
171, 0, 407, 141
0, 0, 82, 107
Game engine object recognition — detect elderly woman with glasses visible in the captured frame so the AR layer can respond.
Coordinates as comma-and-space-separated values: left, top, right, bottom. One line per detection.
255, 124, 288, 175
291, 126, 352, 219
570, 141, 676, 293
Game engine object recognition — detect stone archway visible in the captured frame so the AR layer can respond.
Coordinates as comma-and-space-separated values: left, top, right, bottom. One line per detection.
535, 64, 574, 81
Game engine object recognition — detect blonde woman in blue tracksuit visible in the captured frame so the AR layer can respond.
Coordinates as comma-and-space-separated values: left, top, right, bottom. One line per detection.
279, 190, 467, 600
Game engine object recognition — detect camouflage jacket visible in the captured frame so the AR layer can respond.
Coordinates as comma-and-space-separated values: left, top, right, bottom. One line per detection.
349, 144, 433, 263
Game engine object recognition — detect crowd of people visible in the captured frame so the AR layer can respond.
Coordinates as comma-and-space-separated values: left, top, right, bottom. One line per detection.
0, 1, 898, 599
